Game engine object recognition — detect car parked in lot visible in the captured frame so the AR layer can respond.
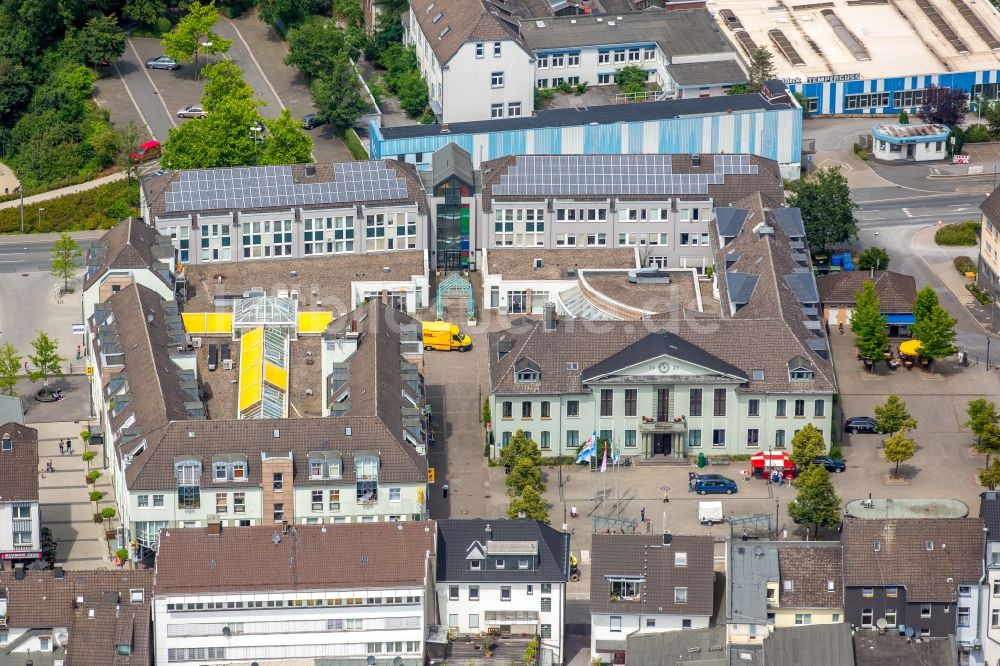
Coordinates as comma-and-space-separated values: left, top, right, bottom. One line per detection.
302, 113, 328, 130
845, 416, 879, 434
694, 474, 738, 495
129, 139, 161, 162
146, 56, 180, 70
813, 456, 846, 473
177, 105, 207, 119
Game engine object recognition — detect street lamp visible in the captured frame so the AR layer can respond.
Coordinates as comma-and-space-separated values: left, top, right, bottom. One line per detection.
37, 207, 44, 231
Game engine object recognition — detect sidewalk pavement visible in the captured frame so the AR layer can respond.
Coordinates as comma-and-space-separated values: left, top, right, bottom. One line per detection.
0, 161, 19, 193
0, 172, 127, 212
33, 420, 115, 570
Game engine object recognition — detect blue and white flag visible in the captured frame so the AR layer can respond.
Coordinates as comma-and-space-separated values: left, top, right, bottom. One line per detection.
575, 431, 597, 463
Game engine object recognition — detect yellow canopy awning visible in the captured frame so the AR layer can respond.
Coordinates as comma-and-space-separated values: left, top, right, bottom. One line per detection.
899, 339, 922, 356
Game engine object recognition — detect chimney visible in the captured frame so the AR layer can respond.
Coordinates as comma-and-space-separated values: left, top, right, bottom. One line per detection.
53, 566, 65, 579
543, 303, 557, 331
691, 154, 701, 167
485, 523, 492, 540
207, 521, 222, 535
305, 164, 316, 177
662, 532, 672, 546
14, 565, 24, 581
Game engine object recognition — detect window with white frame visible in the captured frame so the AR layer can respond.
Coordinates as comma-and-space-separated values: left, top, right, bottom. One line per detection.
586, 232, 606, 246
389, 487, 401, 502
538, 55, 549, 68
392, 211, 416, 249
330, 216, 355, 253
508, 102, 522, 118
493, 41, 501, 56
598, 73, 612, 84
598, 51, 610, 64
329, 490, 340, 511
551, 54, 564, 67
555, 233, 577, 246
491, 72, 504, 88
365, 214, 389, 251
675, 587, 688, 603
568, 53, 579, 66
491, 103, 504, 119
475, 42, 484, 58
644, 48, 656, 60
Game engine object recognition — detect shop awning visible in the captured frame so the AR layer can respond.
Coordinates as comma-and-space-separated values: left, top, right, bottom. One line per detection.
750, 450, 793, 468
900, 339, 922, 356
885, 314, 915, 325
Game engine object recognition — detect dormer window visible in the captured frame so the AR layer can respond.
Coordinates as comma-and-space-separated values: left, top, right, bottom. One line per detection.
175, 460, 201, 485
471, 560, 481, 570
116, 643, 132, 656
1, 434, 10, 451
211, 456, 247, 482
309, 452, 343, 480
788, 355, 814, 381
516, 369, 539, 383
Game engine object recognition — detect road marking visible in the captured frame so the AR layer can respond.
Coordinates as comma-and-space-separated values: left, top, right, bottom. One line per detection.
225, 19, 286, 111
902, 208, 913, 217
0, 252, 25, 256
113, 60, 155, 138
129, 39, 177, 129
0, 260, 24, 264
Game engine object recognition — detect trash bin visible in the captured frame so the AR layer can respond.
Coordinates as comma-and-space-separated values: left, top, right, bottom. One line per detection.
697, 452, 707, 468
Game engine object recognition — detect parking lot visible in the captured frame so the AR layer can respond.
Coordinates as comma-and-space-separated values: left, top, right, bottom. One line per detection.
100, 14, 352, 163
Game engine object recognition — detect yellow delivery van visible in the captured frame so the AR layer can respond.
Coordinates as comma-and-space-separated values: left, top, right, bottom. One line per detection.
422, 321, 473, 351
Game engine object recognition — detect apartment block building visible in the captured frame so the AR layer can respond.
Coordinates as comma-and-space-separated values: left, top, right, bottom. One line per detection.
590, 534, 714, 664
0, 567, 153, 665
405, 0, 746, 124
87, 284, 429, 559
0, 424, 41, 565
152, 522, 436, 665
978, 186, 1000, 303
486, 193, 835, 458
436, 519, 570, 664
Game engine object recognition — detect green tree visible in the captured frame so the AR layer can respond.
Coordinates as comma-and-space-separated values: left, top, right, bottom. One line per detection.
912, 285, 939, 324
975, 423, 1000, 468
51, 232, 82, 292
882, 431, 916, 477
82, 450, 96, 470
258, 0, 328, 30
787, 465, 841, 538
725, 83, 749, 96
965, 398, 1000, 447
364, 9, 404, 64
506, 457, 543, 497
980, 458, 1000, 490
394, 71, 428, 119
284, 16, 349, 81
311, 55, 370, 128
0, 58, 32, 128
898, 110, 909, 124
259, 108, 313, 165
507, 485, 549, 524
786, 167, 858, 251
161, 1, 232, 75
910, 304, 957, 361
856, 247, 889, 272
76, 14, 126, 66
874, 394, 917, 436
0, 341, 21, 396
790, 423, 826, 468
615, 65, 646, 95
162, 96, 261, 168
850, 280, 887, 364
28, 331, 64, 386
499, 430, 542, 470
746, 46, 776, 91
985, 98, 1000, 138
123, 0, 167, 26
201, 60, 256, 112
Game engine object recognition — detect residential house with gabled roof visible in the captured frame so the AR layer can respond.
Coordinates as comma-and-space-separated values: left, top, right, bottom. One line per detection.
435, 519, 570, 665
841, 517, 985, 660
152, 522, 436, 666
88, 285, 429, 560
816, 270, 917, 336
0, 567, 153, 666
485, 192, 835, 459
589, 533, 714, 664
0, 424, 41, 566
726, 541, 844, 645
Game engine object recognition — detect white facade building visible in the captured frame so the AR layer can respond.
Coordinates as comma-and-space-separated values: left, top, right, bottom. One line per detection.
871, 123, 950, 162
0, 424, 41, 564
435, 519, 570, 665
152, 522, 436, 666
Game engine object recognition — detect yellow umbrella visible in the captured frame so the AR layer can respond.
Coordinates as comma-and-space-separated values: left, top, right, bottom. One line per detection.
899, 339, 922, 356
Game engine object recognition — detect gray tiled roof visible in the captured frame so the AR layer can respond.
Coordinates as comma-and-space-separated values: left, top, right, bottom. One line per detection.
83, 218, 172, 291
667, 60, 748, 87
144, 161, 429, 219
980, 491, 1000, 542
435, 519, 570, 583
727, 541, 778, 624
154, 522, 436, 593
853, 632, 955, 666
841, 518, 985, 602
409, 0, 526, 66
0, 422, 38, 502
775, 542, 843, 609
69, 602, 152, 666
815, 271, 916, 313
590, 534, 714, 617
624, 626, 729, 665
582, 331, 747, 382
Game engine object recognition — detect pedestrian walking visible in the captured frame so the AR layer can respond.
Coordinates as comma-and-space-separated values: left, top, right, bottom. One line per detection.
45, 460, 54, 473
570, 505, 578, 518
442, 483, 449, 498
58, 441, 64, 455
66, 439, 73, 455
640, 507, 646, 523
23, 361, 28, 374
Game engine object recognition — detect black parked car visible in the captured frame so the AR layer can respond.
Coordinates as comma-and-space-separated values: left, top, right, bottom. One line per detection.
302, 113, 328, 130
813, 456, 847, 473
844, 416, 878, 434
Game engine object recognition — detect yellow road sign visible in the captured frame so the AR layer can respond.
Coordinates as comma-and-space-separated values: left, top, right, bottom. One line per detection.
85, 366, 93, 376
428, 467, 436, 484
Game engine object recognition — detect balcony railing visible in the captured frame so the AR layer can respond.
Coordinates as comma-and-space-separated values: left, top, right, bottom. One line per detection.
638, 415, 687, 432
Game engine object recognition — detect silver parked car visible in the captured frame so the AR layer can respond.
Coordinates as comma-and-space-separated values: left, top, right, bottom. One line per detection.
177, 105, 207, 119
145, 56, 180, 70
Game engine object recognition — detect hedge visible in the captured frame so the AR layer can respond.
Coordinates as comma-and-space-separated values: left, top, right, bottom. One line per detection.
340, 128, 369, 161
0, 179, 140, 234
935, 221, 980, 246
954, 255, 977, 275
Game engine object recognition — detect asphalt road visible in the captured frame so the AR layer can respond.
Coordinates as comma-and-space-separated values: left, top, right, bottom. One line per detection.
855, 191, 987, 228
0, 234, 102, 273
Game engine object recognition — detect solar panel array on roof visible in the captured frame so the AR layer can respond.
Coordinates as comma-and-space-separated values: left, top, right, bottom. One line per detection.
492, 155, 758, 196
946, 0, 999, 50
913, 0, 969, 53
163, 162, 410, 214
733, 30, 758, 56
768, 29, 806, 66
